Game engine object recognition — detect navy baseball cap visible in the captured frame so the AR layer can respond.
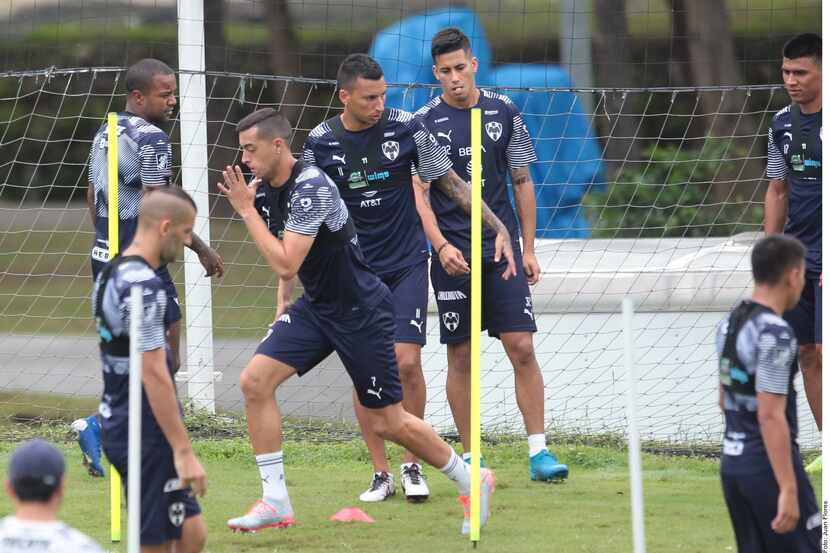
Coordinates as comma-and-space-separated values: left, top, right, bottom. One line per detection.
8, 439, 65, 487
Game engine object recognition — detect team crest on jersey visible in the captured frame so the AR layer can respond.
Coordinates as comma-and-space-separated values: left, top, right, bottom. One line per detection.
169, 502, 185, 527
442, 311, 460, 332
300, 197, 313, 211
381, 140, 400, 161
485, 121, 503, 142
155, 153, 169, 171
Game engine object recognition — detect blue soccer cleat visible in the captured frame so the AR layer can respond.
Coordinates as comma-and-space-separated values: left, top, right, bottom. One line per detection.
71, 415, 105, 477
529, 449, 568, 481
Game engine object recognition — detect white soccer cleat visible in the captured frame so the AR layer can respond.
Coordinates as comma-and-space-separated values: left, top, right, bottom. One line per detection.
227, 499, 295, 533
359, 471, 395, 502
460, 468, 496, 535
400, 463, 429, 503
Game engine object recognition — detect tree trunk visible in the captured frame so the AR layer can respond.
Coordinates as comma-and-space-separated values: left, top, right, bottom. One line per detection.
265, 0, 307, 142
676, 0, 765, 204
593, 0, 641, 178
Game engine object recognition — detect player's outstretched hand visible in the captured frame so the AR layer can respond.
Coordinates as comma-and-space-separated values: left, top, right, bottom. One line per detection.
174, 448, 207, 498
199, 246, 225, 278
439, 243, 470, 276
494, 230, 517, 280
771, 487, 799, 534
523, 250, 541, 285
218, 165, 261, 216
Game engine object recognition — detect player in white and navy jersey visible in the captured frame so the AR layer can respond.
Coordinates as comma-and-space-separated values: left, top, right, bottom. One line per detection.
718, 234, 819, 552
764, 33, 822, 433
414, 27, 567, 481
221, 109, 496, 536
302, 53, 508, 503
93, 187, 207, 551
0, 440, 104, 553
86, 58, 224, 374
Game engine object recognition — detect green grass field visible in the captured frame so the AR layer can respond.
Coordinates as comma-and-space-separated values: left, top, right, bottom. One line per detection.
0, 433, 819, 553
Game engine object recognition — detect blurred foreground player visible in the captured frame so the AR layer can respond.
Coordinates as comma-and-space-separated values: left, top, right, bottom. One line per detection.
95, 187, 208, 552
718, 234, 820, 553
0, 439, 104, 552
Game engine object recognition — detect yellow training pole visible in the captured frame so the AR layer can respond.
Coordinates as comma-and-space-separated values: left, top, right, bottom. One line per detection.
469, 107, 482, 545
107, 111, 122, 543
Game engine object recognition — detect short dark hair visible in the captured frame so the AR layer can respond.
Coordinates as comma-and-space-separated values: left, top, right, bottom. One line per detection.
125, 58, 175, 93
431, 27, 472, 61
751, 234, 806, 285
336, 54, 384, 91
11, 476, 59, 503
236, 108, 293, 141
152, 186, 198, 212
783, 33, 821, 63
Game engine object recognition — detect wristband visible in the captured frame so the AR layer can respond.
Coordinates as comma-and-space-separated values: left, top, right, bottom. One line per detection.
437, 242, 450, 255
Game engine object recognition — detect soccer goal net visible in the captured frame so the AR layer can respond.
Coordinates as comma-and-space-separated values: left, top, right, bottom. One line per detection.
0, 65, 816, 451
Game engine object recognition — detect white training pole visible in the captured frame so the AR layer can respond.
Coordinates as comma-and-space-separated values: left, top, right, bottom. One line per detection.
177, 0, 216, 412
128, 286, 144, 553
622, 298, 646, 553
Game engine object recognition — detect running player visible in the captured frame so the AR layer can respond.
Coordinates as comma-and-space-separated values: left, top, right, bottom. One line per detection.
221, 108, 496, 535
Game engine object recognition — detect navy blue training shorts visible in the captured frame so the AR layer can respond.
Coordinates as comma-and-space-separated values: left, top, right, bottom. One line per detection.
255, 291, 403, 408
431, 242, 537, 344
721, 463, 820, 553
783, 276, 822, 345
378, 259, 428, 346
103, 441, 201, 546
92, 257, 182, 325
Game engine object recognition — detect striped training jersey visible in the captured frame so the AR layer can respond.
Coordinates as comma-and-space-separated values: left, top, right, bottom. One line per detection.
88, 112, 173, 263
254, 161, 385, 317
766, 105, 822, 275
415, 89, 537, 258
716, 303, 799, 475
303, 108, 452, 274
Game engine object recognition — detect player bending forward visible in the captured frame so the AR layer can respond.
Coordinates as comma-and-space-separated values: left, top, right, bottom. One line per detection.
220, 108, 495, 536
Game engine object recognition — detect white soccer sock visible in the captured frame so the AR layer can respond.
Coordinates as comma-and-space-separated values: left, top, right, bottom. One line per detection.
462, 451, 471, 463
440, 451, 471, 495
256, 451, 288, 505
528, 433, 547, 457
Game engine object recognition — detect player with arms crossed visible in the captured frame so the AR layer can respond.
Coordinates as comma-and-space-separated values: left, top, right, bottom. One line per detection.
0, 439, 104, 553
87, 58, 224, 375
95, 187, 208, 553
414, 27, 567, 480
303, 53, 516, 503
718, 234, 820, 552
220, 109, 495, 535
764, 33, 822, 435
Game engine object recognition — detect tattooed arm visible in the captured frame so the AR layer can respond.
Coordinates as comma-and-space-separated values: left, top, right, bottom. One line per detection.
433, 168, 517, 279
511, 166, 540, 285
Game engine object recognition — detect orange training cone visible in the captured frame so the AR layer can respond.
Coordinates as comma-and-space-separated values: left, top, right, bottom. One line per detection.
330, 507, 375, 523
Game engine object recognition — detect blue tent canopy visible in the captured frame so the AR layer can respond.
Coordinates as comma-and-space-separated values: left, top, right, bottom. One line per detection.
369, 7, 605, 238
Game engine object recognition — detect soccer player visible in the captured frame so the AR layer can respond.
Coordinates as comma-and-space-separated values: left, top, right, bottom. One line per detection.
718, 234, 820, 552
764, 33, 822, 432
302, 53, 516, 503
95, 187, 208, 552
413, 27, 568, 480
70, 413, 105, 477
86, 58, 224, 375
0, 439, 104, 552
220, 108, 496, 535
